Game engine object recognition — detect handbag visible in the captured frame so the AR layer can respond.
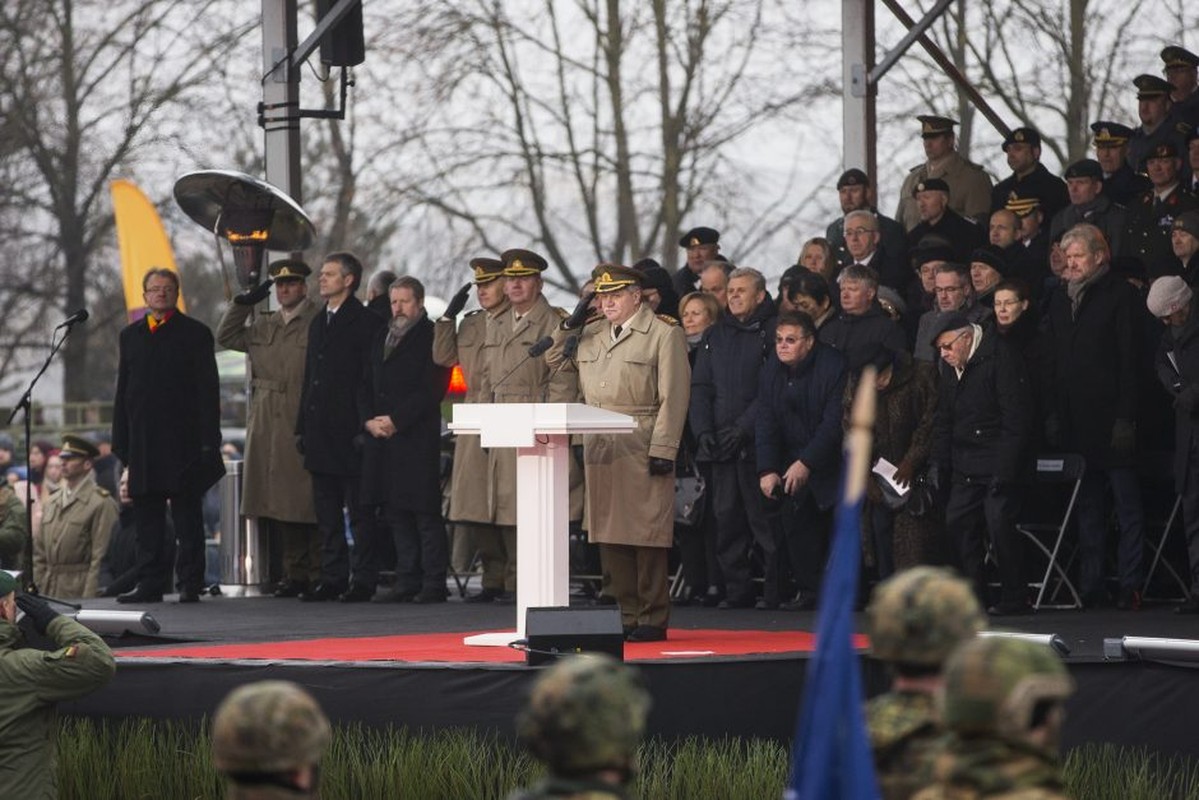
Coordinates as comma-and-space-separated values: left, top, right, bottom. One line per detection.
674, 463, 707, 527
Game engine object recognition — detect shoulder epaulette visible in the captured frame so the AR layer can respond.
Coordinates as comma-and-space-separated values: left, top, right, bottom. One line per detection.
656, 314, 680, 326
96, 487, 110, 497
554, 307, 569, 319
464, 308, 484, 317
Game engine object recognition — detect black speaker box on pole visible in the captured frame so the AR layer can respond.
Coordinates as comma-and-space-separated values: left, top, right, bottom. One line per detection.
524, 606, 624, 666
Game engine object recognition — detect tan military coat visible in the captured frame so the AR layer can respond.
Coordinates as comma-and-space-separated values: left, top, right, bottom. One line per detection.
479, 294, 582, 526
433, 303, 508, 523
896, 151, 994, 231
550, 303, 690, 547
216, 296, 320, 523
33, 475, 118, 598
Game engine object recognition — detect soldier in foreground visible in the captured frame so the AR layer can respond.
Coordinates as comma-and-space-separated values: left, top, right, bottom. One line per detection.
866, 566, 986, 799
912, 637, 1075, 799
511, 653, 651, 800
211, 680, 332, 800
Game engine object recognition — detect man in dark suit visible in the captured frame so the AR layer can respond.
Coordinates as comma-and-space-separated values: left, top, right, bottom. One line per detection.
296, 252, 385, 602
113, 268, 224, 603
360, 276, 451, 602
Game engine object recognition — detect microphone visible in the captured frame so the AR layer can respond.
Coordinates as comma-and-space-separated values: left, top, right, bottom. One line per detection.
55, 309, 89, 329
490, 336, 555, 401
562, 334, 580, 360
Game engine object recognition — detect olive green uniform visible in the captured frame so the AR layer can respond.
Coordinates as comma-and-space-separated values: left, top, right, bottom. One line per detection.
897, 153, 993, 231
868, 690, 945, 800
911, 738, 1070, 799
0, 614, 116, 799
0, 485, 26, 569
33, 475, 119, 598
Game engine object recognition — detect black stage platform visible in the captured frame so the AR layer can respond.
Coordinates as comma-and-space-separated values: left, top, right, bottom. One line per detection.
63, 595, 1199, 758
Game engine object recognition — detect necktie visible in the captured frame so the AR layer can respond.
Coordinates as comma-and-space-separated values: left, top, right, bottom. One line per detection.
326, 309, 334, 327
614, 325, 623, 338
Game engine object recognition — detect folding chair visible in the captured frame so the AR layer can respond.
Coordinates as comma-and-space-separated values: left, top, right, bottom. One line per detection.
1138, 450, 1190, 603
1015, 454, 1086, 610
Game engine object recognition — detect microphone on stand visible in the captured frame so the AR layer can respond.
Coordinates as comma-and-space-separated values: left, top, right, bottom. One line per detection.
490, 336, 555, 401
55, 309, 89, 329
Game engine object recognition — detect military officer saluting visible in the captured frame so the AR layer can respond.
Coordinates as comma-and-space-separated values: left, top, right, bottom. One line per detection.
896, 115, 993, 231
33, 434, 119, 598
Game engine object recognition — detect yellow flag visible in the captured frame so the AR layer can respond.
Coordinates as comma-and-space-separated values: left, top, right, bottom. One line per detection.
111, 179, 186, 322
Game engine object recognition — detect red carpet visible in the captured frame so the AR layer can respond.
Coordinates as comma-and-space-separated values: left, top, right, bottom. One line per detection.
118, 628, 870, 664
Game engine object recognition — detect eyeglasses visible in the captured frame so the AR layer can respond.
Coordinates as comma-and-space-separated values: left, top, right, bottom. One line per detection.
937, 330, 971, 351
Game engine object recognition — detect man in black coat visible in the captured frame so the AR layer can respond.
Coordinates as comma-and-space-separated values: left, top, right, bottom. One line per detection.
930, 313, 1033, 615
1121, 142, 1199, 280
818, 264, 909, 370
1045, 224, 1145, 608
361, 277, 451, 602
113, 269, 224, 603
1091, 121, 1151, 207
907, 178, 986, 264
1170, 211, 1199, 285
673, 226, 722, 298
990, 127, 1070, 224
689, 267, 777, 608
825, 169, 910, 290
296, 252, 386, 602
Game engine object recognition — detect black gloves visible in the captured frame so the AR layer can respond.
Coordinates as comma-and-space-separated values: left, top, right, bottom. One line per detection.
1111, 418, 1136, 459
562, 292, 596, 331
16, 593, 60, 635
443, 282, 472, 319
648, 457, 675, 476
714, 427, 747, 461
233, 279, 274, 306
695, 432, 717, 462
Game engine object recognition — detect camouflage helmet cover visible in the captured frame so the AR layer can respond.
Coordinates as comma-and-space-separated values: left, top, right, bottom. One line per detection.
516, 654, 651, 778
211, 681, 332, 775
867, 566, 986, 665
940, 637, 1075, 740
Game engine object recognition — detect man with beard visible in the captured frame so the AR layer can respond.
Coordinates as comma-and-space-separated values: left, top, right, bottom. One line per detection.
990, 128, 1069, 224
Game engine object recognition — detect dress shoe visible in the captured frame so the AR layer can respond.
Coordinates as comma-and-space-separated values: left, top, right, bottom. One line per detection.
273, 579, 308, 598
116, 585, 163, 604
464, 587, 503, 604
717, 595, 755, 610
492, 590, 516, 605
1116, 587, 1142, 611
413, 589, 448, 604
176, 588, 201, 604
986, 600, 1030, 617
1175, 598, 1199, 614
372, 588, 417, 603
781, 591, 817, 612
755, 598, 779, 611
338, 583, 375, 603
626, 625, 667, 643
298, 583, 343, 602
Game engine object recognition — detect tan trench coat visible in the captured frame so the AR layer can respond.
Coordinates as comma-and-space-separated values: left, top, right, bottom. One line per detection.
433, 304, 508, 523
480, 295, 582, 526
216, 297, 320, 523
896, 151, 994, 230
33, 475, 118, 598
549, 303, 690, 548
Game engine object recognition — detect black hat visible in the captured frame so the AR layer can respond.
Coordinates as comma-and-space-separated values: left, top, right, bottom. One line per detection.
836, 169, 870, 189
632, 257, 662, 272
60, 434, 100, 460
500, 248, 548, 277
1064, 158, 1103, 180
929, 311, 972, 349
1162, 46, 1199, 69
1147, 142, 1180, 160
1134, 74, 1173, 99
912, 178, 950, 197
1173, 210, 1199, 240
917, 115, 957, 138
591, 264, 643, 293
1003, 127, 1041, 150
969, 245, 1009, 277
912, 237, 955, 266
268, 258, 311, 281
1090, 121, 1135, 147
469, 257, 505, 284
678, 227, 720, 248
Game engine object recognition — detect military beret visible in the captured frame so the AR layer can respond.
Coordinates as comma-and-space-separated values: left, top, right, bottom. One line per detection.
591, 264, 643, 293
1147, 142, 1180, 160
913, 178, 950, 197
468, 257, 505, 284
60, 434, 100, 460
1064, 159, 1104, 180
0, 571, 16, 597
1135, 74, 1173, 99
837, 169, 870, 189
1003, 127, 1041, 151
1173, 210, 1199, 240
632, 257, 662, 272
1091, 121, 1135, 147
917, 115, 957, 138
929, 311, 972, 349
678, 227, 720, 248
1162, 46, 1199, 69
1147, 275, 1193, 317
1005, 194, 1041, 218
969, 245, 1009, 277
500, 248, 548, 277
268, 258, 311, 281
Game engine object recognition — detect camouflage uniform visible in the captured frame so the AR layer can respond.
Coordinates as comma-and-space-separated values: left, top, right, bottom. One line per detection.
913, 740, 1069, 799
867, 691, 944, 800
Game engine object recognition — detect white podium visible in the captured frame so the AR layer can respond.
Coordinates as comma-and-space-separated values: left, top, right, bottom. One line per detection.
449, 403, 636, 646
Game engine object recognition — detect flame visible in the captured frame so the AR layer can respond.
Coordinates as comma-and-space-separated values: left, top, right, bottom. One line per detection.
228, 228, 269, 243
448, 365, 468, 394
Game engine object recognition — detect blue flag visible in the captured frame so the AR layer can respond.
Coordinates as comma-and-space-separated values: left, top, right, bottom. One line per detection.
784, 484, 880, 799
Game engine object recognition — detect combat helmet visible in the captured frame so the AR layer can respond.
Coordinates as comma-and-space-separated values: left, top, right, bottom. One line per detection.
516, 654, 651, 779
211, 681, 332, 776
940, 636, 1075, 741
867, 566, 986, 666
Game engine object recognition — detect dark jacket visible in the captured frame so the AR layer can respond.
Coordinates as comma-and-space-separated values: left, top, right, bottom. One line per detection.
991, 163, 1070, 223
359, 314, 450, 511
997, 310, 1047, 431
931, 327, 1033, 483
818, 303, 910, 369
826, 210, 911, 291
867, 352, 939, 476
297, 295, 385, 476
1044, 269, 1141, 468
1101, 163, 1151, 207
689, 298, 777, 462
1155, 298, 1199, 492
1048, 195, 1127, 259
672, 265, 701, 299
112, 312, 224, 497
1121, 185, 1199, 280
756, 342, 848, 510
907, 210, 986, 265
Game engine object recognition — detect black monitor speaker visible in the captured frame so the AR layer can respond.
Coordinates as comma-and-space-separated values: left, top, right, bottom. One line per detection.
524, 606, 624, 666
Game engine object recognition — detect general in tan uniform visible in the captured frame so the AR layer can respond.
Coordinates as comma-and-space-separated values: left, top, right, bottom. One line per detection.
549, 265, 690, 642
216, 258, 323, 597
897, 115, 994, 231
475, 248, 582, 599
33, 435, 119, 598
433, 257, 512, 601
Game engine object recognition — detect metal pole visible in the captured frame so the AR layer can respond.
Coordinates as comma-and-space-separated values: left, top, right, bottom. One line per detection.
261, 0, 302, 203
842, 0, 877, 179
